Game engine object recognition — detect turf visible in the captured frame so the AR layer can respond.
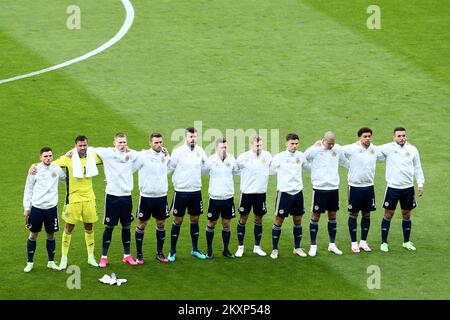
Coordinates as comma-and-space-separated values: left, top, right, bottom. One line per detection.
0, 0, 449, 299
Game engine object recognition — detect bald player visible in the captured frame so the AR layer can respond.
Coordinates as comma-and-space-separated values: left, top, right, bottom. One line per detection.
304, 132, 349, 256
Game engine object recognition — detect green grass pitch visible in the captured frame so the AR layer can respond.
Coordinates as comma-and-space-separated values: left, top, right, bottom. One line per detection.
1, 0, 449, 299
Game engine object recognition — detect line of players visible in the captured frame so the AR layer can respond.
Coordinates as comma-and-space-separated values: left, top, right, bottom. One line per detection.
22, 126, 424, 272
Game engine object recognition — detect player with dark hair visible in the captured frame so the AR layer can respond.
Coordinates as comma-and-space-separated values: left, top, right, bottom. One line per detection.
133, 133, 170, 264
342, 127, 384, 253
269, 133, 310, 259
378, 127, 424, 252
23, 147, 66, 272
167, 127, 208, 262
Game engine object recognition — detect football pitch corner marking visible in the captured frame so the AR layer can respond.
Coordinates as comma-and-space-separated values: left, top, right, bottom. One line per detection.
0, 0, 135, 85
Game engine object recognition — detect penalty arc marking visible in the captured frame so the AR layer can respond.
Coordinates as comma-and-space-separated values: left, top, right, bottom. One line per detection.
0, 0, 135, 85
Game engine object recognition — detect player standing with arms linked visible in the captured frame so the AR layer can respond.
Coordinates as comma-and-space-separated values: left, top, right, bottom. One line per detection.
133, 133, 171, 264
378, 127, 424, 252
204, 138, 240, 259
167, 127, 208, 262
269, 133, 310, 259
235, 136, 272, 257
23, 147, 66, 272
341, 127, 384, 253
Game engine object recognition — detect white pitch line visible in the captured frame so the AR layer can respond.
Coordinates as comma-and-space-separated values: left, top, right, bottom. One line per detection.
0, 0, 135, 85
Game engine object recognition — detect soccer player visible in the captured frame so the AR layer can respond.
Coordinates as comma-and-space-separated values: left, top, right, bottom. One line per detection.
269, 133, 310, 259
378, 127, 424, 252
167, 127, 208, 262
23, 147, 66, 272
93, 133, 139, 267
31, 136, 103, 269
235, 136, 272, 257
204, 138, 239, 259
304, 131, 349, 256
342, 128, 384, 253
133, 133, 171, 264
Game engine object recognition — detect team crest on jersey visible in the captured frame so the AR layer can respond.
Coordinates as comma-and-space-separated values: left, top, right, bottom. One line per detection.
125, 156, 129, 161
279, 209, 284, 214
51, 172, 57, 178
370, 149, 375, 155
331, 151, 337, 157
239, 207, 245, 212
226, 162, 231, 168
207, 212, 213, 218
296, 159, 301, 165
161, 158, 166, 163
261, 159, 267, 164
196, 153, 200, 157
404, 152, 411, 157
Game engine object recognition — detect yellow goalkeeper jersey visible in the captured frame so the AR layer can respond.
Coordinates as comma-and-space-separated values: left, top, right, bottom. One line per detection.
53, 154, 102, 204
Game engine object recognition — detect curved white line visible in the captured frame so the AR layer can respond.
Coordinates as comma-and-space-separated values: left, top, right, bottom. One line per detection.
0, 0, 134, 85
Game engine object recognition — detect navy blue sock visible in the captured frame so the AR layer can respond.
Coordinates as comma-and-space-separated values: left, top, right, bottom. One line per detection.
348, 215, 357, 242
272, 224, 282, 250
102, 226, 114, 256
293, 224, 302, 249
361, 216, 371, 241
310, 220, 318, 245
381, 216, 391, 243
190, 222, 200, 252
402, 218, 412, 242
237, 221, 246, 246
122, 226, 131, 255
328, 219, 337, 243
46, 238, 56, 261
254, 223, 263, 246
27, 239, 36, 263
135, 227, 145, 259
206, 226, 214, 256
156, 227, 165, 255
170, 222, 181, 254
222, 227, 231, 251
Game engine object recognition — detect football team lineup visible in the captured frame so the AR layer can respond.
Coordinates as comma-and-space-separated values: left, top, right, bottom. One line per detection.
23, 127, 424, 273
2, 0, 448, 299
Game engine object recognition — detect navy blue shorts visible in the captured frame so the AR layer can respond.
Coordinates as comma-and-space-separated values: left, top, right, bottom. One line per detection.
237, 193, 267, 216
312, 189, 339, 213
170, 191, 203, 217
383, 187, 416, 211
348, 186, 376, 213
103, 194, 134, 227
137, 196, 169, 221
27, 206, 59, 233
274, 191, 305, 217
207, 198, 236, 221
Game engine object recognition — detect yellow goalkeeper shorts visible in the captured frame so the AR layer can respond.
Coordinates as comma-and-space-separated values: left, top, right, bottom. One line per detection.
62, 200, 98, 224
